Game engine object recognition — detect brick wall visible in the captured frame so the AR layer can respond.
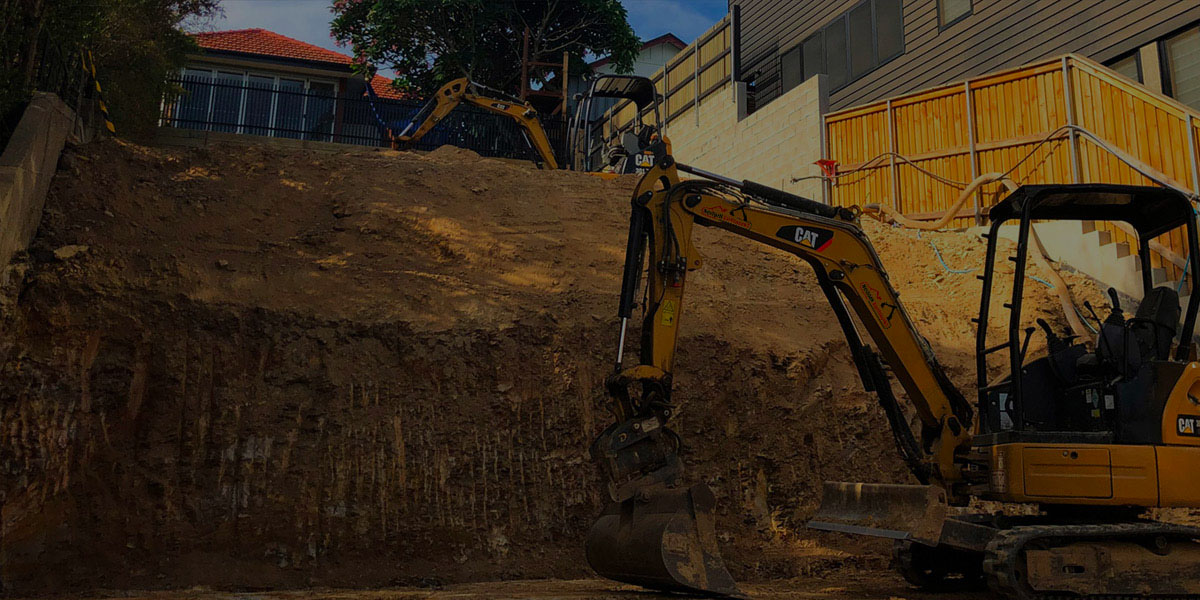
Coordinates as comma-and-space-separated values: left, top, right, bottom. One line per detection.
662, 75, 828, 201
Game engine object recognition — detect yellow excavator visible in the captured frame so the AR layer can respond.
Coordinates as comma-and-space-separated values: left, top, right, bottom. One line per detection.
393, 78, 559, 169
586, 135, 1200, 599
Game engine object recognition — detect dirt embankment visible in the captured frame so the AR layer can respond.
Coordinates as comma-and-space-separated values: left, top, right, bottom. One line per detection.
0, 140, 1100, 593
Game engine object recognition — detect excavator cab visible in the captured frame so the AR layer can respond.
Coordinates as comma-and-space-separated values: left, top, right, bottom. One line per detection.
975, 184, 1200, 444
569, 74, 662, 174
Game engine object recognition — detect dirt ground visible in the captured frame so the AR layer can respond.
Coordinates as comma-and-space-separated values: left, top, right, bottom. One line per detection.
13, 575, 994, 600
0, 139, 1108, 596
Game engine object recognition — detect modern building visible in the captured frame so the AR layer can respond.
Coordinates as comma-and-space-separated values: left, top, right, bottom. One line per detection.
730, 0, 1200, 113
169, 28, 407, 142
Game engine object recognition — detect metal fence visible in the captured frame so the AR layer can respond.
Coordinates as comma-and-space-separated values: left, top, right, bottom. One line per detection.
160, 76, 570, 165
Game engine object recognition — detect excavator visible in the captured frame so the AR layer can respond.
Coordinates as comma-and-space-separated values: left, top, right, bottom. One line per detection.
586, 134, 1200, 599
393, 78, 559, 169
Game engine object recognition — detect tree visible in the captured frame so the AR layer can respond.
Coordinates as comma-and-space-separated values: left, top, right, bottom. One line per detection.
0, 0, 220, 140
330, 0, 642, 97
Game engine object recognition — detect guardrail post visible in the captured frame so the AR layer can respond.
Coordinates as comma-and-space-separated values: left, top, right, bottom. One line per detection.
965, 80, 981, 224
887, 99, 899, 210
1062, 57, 1082, 183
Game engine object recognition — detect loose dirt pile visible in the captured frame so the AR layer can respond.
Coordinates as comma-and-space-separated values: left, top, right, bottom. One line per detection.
0, 139, 1103, 593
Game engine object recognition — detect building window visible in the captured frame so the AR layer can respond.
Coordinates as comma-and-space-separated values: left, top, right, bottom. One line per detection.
1164, 27, 1200, 109
939, 0, 972, 28
790, 0, 904, 95
1106, 53, 1142, 84
780, 44, 804, 93
173, 68, 338, 141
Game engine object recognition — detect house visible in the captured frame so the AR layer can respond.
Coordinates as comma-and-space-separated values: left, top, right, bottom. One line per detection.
168, 28, 409, 143
730, 1, 1200, 113
571, 33, 688, 119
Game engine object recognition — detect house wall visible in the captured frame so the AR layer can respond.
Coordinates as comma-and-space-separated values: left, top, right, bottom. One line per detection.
733, 0, 1200, 111
664, 74, 827, 200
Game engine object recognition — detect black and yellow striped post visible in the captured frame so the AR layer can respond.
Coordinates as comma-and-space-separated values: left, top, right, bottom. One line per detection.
81, 50, 115, 134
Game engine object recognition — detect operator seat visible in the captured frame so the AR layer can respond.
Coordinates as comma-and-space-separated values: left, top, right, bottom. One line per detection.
1131, 286, 1181, 360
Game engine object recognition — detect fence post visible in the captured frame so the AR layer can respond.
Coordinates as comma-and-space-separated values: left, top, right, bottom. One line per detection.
821, 113, 831, 205
965, 80, 981, 224
1062, 56, 1082, 183
1188, 116, 1200, 196
887, 99, 899, 210
694, 43, 701, 127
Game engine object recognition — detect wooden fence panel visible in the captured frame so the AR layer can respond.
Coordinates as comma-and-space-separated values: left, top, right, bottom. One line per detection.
826, 54, 1200, 285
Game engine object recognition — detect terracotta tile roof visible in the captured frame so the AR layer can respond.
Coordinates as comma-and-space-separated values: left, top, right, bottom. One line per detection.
369, 74, 410, 100
193, 28, 355, 67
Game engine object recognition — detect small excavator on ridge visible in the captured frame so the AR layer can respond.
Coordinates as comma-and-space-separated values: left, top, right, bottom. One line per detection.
393, 78, 559, 169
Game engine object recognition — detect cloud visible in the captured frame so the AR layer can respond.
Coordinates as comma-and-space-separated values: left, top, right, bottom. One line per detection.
620, 0, 728, 44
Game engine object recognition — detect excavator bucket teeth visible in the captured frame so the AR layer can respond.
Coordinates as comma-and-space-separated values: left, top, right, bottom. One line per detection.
808, 482, 949, 545
585, 483, 745, 598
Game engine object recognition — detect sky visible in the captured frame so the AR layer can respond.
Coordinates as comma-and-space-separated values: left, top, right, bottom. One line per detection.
196, 0, 730, 63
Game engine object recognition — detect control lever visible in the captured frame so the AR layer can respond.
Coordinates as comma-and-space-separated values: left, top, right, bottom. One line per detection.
1104, 287, 1126, 326
1036, 318, 1066, 353
1083, 301, 1104, 331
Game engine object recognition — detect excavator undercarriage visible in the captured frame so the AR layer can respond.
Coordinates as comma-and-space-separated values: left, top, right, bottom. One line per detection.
585, 135, 1200, 599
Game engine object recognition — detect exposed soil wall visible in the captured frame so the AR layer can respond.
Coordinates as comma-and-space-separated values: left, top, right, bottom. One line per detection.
0, 140, 1101, 593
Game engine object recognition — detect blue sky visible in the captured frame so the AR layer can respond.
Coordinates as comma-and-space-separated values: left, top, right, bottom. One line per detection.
198, 0, 729, 60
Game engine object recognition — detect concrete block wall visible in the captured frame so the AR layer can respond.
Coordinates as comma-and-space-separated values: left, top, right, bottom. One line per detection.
0, 93, 75, 285
662, 75, 828, 201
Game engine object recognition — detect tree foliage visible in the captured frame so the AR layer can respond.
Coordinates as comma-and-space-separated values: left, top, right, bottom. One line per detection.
330, 0, 642, 96
1, 0, 220, 140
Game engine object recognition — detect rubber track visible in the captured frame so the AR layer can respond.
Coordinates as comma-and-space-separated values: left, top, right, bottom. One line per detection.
983, 522, 1200, 600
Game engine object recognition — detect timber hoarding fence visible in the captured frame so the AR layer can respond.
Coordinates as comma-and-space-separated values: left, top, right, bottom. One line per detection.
597, 17, 732, 143
824, 53, 1200, 284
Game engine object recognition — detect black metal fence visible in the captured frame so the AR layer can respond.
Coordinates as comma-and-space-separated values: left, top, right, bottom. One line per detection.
160, 76, 570, 165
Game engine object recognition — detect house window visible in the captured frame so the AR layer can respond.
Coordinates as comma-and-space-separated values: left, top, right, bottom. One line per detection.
1107, 53, 1142, 84
172, 68, 338, 139
781, 44, 804, 93
1164, 27, 1200, 109
793, 0, 905, 94
939, 0, 972, 28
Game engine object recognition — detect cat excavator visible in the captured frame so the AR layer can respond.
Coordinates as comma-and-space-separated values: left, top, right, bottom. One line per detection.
586, 134, 1200, 599
393, 78, 559, 169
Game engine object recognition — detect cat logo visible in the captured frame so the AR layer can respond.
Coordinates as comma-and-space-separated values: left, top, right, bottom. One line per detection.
1179, 415, 1200, 437
775, 225, 834, 252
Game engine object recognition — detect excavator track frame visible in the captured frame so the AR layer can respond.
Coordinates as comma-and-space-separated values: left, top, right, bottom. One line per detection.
982, 522, 1200, 600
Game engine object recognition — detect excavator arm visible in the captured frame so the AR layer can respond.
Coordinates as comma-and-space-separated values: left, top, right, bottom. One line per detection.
394, 78, 559, 170
586, 139, 973, 597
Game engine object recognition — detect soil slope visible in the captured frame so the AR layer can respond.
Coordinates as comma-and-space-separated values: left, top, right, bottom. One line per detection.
0, 139, 1102, 593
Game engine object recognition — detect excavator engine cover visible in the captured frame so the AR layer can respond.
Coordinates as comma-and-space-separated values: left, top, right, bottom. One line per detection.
585, 483, 745, 598
808, 482, 949, 545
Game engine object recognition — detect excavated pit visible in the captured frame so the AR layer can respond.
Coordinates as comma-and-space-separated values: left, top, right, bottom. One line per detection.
0, 139, 1105, 594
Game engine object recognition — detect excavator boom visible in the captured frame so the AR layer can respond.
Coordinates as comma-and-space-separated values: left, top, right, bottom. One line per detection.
395, 78, 559, 170
587, 140, 974, 596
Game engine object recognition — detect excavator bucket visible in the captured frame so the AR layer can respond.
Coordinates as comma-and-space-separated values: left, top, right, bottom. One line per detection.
808, 482, 949, 545
585, 483, 745, 598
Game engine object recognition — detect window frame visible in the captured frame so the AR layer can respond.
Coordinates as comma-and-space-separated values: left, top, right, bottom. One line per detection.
794, 0, 906, 96
1105, 51, 1143, 85
937, 0, 973, 31
173, 66, 338, 138
1157, 25, 1200, 101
